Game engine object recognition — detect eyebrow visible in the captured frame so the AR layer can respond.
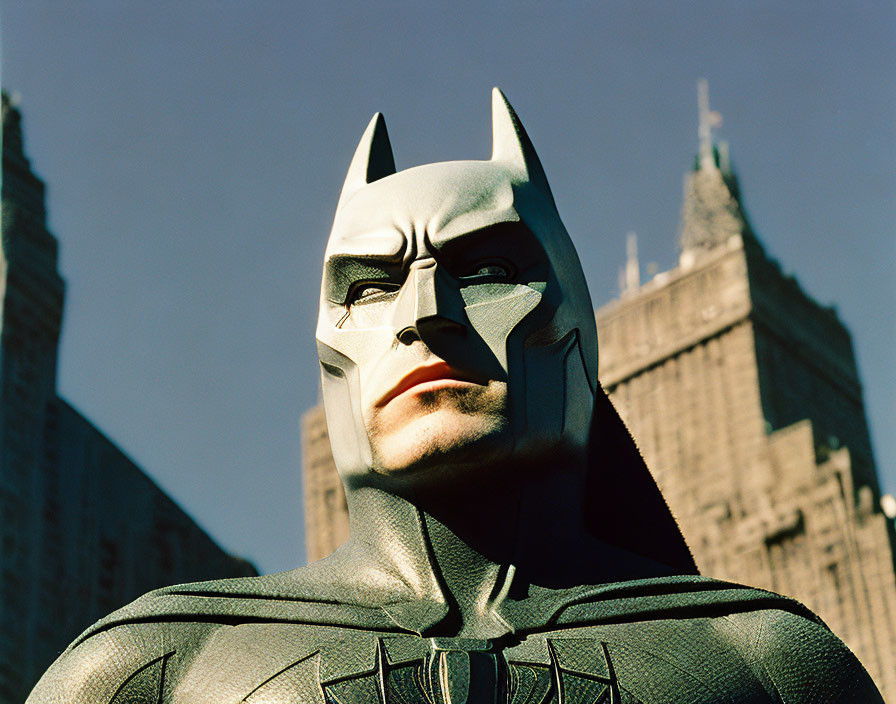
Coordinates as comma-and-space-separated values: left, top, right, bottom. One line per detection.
431, 221, 540, 260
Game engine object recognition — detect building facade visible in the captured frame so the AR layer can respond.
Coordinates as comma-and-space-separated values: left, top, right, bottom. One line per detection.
1, 94, 257, 703
301, 403, 350, 564
597, 137, 896, 697
300, 108, 896, 697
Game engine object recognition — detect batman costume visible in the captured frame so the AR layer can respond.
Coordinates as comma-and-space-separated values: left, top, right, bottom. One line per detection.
27, 90, 881, 703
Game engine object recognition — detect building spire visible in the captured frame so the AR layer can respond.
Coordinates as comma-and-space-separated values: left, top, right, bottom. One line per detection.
2, 91, 49, 227
2, 91, 29, 169
679, 80, 753, 260
697, 79, 722, 170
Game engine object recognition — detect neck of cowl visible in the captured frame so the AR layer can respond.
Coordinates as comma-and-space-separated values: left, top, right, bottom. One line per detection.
342, 450, 674, 638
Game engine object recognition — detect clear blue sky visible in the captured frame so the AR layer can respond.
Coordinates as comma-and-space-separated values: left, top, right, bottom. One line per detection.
3, 2, 894, 575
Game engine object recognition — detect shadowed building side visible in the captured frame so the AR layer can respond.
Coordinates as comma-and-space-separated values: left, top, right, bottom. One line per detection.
1, 93, 257, 704
299, 92, 896, 698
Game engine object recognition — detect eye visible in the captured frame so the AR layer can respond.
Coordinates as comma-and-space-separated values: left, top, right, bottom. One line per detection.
461, 261, 512, 281
348, 282, 398, 304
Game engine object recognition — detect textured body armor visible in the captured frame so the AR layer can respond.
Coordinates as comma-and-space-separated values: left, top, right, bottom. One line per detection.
29, 576, 878, 703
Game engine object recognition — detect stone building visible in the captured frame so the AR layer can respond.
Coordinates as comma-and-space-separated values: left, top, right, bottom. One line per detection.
300, 98, 896, 697
597, 132, 896, 696
301, 403, 350, 564
1, 94, 257, 703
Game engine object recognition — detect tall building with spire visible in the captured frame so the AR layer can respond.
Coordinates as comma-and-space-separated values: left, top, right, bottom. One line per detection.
597, 82, 896, 697
299, 84, 896, 696
1, 93, 257, 704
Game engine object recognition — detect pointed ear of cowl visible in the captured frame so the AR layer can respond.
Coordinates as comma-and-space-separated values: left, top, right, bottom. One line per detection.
490, 87, 556, 206
337, 113, 396, 211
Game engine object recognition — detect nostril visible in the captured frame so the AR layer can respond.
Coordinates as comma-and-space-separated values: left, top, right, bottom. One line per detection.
397, 327, 421, 345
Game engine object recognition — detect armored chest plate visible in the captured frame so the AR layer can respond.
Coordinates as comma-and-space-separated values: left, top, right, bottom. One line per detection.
37, 607, 874, 703
316, 636, 622, 704
154, 627, 634, 704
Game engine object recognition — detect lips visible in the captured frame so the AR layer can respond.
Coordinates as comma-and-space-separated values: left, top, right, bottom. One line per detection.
375, 361, 483, 407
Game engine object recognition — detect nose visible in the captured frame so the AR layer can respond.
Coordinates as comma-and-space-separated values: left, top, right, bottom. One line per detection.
391, 260, 467, 345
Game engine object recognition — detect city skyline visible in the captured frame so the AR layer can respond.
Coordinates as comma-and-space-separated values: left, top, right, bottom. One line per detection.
3, 2, 893, 574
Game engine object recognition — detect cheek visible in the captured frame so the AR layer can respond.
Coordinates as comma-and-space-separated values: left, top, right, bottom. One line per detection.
461, 285, 543, 370
355, 342, 399, 410
517, 327, 593, 450
338, 297, 395, 330
319, 323, 396, 402
319, 300, 405, 407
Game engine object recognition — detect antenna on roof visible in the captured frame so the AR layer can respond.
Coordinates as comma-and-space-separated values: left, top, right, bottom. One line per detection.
620, 231, 640, 296
697, 79, 723, 169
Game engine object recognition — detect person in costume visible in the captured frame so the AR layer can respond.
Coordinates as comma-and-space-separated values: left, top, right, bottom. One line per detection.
28, 89, 881, 703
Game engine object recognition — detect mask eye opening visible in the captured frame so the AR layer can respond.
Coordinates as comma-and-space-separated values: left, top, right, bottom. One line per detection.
458, 258, 516, 283
346, 281, 401, 306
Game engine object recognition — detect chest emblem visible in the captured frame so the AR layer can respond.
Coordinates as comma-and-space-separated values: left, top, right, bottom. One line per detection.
316, 636, 623, 704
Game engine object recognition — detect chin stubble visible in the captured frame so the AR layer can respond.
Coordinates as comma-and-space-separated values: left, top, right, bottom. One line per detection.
366, 384, 510, 474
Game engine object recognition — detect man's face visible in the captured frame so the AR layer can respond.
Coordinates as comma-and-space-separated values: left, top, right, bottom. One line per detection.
316, 92, 598, 486
320, 163, 550, 479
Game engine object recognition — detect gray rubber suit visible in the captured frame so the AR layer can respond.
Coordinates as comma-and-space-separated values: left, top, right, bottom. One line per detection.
27, 90, 882, 703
